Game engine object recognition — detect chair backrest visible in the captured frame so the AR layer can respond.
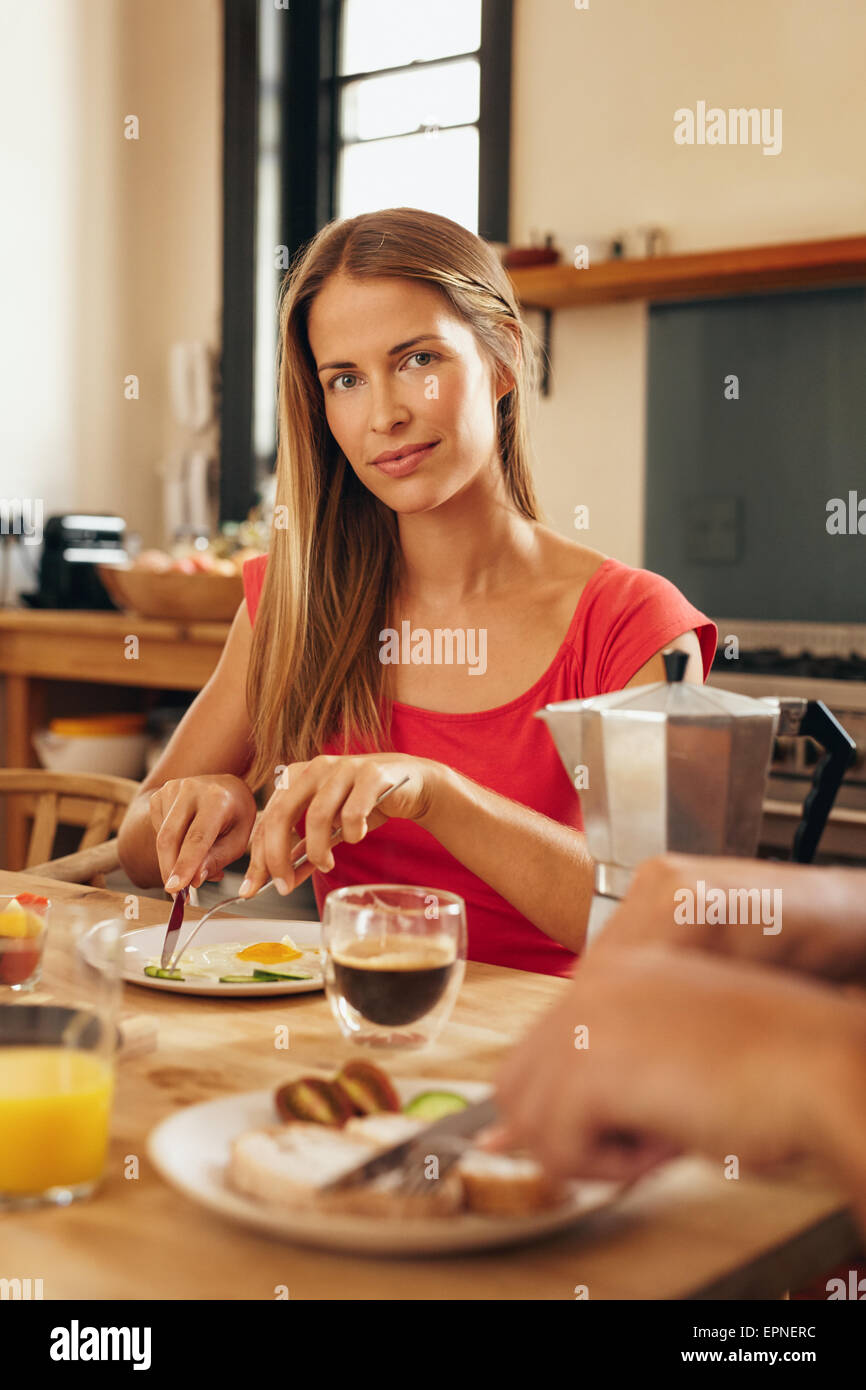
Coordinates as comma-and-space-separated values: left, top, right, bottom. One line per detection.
0, 769, 141, 883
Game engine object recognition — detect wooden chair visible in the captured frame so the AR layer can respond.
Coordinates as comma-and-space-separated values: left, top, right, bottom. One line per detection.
0, 769, 141, 887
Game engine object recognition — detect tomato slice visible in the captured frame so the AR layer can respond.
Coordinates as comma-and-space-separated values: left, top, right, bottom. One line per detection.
13, 893, 49, 910
0, 948, 40, 985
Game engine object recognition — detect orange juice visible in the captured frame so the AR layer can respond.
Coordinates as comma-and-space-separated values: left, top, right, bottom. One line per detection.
0, 1047, 113, 1193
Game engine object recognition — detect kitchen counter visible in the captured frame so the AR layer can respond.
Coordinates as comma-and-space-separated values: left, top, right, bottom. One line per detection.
0, 608, 230, 866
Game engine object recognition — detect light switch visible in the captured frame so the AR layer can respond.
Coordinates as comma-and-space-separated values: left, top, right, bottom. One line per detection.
684, 496, 744, 564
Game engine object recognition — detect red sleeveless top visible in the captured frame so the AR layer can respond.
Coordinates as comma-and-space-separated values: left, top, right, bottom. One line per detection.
242, 554, 716, 976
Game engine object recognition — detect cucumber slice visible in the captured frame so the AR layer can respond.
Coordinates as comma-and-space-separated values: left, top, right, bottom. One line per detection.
403, 1090, 469, 1121
144, 965, 185, 980
252, 968, 313, 981
218, 974, 267, 983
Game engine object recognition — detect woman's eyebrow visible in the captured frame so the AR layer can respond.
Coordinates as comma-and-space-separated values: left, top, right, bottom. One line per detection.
316, 334, 449, 374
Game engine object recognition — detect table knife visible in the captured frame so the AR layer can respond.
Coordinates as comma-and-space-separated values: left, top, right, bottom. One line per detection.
159, 886, 190, 969
319, 1096, 499, 1192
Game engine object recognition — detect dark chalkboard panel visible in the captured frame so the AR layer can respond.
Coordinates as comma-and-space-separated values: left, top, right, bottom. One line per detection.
644, 286, 866, 623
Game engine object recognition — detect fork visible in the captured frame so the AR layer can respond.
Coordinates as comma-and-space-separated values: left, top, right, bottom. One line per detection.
388, 1134, 474, 1197
162, 775, 410, 974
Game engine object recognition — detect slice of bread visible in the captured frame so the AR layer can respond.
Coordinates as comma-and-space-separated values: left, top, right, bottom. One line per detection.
229, 1124, 373, 1208
456, 1150, 569, 1216
342, 1113, 424, 1146
228, 1119, 463, 1219
228, 1114, 569, 1220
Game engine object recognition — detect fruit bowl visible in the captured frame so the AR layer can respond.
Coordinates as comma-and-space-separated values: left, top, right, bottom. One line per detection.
98, 565, 245, 622
33, 716, 150, 778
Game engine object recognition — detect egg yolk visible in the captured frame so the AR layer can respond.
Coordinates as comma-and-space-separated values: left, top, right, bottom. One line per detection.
235, 941, 302, 964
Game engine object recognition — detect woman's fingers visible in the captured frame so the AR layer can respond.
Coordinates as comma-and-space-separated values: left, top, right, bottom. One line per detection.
339, 773, 397, 843
190, 817, 257, 888
161, 809, 225, 892
150, 778, 255, 891
302, 766, 359, 869
238, 758, 412, 897
243, 803, 296, 896
151, 783, 213, 889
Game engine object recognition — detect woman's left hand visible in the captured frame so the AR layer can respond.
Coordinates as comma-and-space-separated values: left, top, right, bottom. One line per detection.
239, 753, 443, 896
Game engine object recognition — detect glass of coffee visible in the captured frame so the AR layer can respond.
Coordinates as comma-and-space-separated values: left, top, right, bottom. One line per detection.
322, 884, 466, 1049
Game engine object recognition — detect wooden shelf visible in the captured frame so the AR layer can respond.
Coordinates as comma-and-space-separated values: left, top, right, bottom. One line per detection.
507, 235, 866, 310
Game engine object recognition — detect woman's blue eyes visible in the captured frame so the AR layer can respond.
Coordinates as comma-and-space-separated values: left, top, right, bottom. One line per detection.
327, 351, 437, 393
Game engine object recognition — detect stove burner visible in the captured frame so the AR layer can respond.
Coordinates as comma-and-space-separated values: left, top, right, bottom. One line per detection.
712, 648, 866, 681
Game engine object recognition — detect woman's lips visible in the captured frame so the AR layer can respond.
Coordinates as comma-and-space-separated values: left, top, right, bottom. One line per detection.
371, 442, 438, 477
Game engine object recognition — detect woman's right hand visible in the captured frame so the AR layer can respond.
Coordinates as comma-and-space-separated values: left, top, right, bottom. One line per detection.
148, 774, 259, 893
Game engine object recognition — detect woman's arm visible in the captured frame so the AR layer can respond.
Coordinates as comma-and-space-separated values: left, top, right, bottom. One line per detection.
241, 630, 708, 952
420, 629, 706, 950
623, 628, 705, 687
117, 600, 257, 888
417, 765, 595, 951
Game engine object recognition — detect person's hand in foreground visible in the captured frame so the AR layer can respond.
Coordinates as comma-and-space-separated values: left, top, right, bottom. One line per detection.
591, 854, 866, 988
484, 947, 866, 1236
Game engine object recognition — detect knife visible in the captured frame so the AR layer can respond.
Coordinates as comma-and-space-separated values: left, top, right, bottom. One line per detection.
319, 1096, 499, 1192
160, 885, 190, 969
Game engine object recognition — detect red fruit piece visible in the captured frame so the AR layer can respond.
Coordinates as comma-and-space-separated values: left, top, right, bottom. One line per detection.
274, 1077, 355, 1127
335, 1060, 401, 1115
0, 947, 40, 985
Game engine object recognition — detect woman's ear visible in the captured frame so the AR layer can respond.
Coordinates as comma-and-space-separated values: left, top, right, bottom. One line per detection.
494, 321, 522, 403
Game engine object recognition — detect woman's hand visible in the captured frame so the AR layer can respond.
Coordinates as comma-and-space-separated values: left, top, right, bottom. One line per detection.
239, 753, 443, 896
149, 774, 259, 893
484, 946, 849, 1184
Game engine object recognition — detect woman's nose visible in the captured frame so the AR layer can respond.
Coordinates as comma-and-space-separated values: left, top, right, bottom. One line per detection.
367, 381, 411, 434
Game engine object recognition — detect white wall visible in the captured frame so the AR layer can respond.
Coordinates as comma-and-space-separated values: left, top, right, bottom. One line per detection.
511, 0, 866, 563
0, 0, 221, 605
2, 0, 864, 590
0, 0, 86, 596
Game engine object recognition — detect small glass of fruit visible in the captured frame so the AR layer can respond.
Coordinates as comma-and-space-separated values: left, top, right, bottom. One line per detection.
0, 894, 50, 992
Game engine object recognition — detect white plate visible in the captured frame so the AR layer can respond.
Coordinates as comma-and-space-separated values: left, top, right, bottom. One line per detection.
147, 1078, 623, 1255
87, 918, 323, 998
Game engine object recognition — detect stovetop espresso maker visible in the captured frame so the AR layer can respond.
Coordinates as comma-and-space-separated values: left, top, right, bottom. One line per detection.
537, 651, 857, 944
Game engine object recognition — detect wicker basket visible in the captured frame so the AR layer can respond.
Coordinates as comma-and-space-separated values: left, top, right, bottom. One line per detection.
98, 564, 244, 622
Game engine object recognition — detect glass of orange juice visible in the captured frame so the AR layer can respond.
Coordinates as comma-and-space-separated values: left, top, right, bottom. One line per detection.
0, 902, 121, 1209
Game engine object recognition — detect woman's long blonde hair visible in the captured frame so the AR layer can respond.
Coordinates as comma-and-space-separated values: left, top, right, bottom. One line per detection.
244, 206, 542, 794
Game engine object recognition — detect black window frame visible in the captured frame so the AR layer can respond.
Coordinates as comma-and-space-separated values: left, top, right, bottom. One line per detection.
220, 0, 513, 523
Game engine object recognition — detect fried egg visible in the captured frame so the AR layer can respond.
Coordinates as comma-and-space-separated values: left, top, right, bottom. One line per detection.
146, 934, 318, 981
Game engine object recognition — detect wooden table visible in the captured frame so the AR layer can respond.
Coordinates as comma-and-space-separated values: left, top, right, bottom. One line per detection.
0, 609, 229, 867
2, 870, 860, 1301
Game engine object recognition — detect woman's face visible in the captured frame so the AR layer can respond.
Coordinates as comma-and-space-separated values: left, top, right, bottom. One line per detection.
307, 273, 507, 513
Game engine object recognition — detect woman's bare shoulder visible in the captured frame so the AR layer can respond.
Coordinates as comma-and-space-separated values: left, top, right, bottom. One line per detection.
534, 525, 610, 588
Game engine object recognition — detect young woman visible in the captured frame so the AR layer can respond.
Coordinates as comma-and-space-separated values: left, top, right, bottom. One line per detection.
118, 207, 716, 975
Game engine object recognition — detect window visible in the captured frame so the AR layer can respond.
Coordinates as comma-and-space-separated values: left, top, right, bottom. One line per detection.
336, 0, 483, 231
220, 0, 513, 522
252, 0, 283, 471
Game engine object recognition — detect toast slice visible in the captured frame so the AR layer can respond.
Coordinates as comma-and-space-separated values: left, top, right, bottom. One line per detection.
228, 1118, 463, 1218
456, 1150, 569, 1216
229, 1113, 569, 1220
229, 1124, 373, 1207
